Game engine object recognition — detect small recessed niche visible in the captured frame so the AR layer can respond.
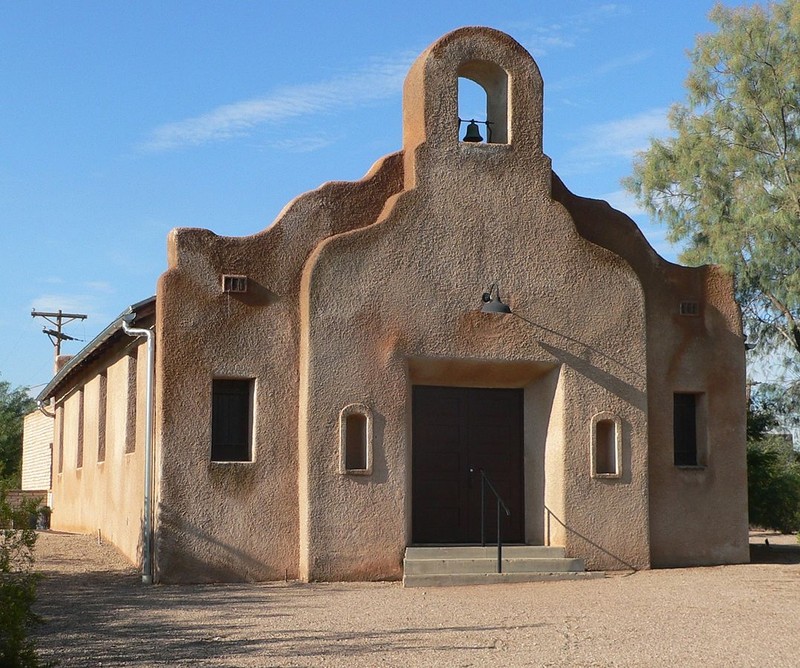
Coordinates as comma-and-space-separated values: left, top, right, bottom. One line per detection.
222, 274, 248, 294
591, 412, 622, 478
339, 403, 373, 475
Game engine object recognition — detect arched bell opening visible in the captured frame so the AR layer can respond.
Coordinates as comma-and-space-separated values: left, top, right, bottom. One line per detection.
457, 60, 509, 144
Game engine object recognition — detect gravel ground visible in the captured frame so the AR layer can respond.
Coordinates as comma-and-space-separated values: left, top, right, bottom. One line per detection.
31, 531, 800, 667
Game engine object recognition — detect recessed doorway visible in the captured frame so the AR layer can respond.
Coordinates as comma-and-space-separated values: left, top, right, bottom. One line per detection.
411, 386, 524, 544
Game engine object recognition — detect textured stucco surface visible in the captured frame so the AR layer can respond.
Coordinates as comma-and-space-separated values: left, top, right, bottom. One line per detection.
50, 342, 146, 565
551, 175, 749, 566
154, 150, 404, 582
298, 27, 650, 578
37, 26, 748, 583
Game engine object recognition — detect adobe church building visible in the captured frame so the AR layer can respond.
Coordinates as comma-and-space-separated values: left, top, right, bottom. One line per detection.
36, 27, 749, 584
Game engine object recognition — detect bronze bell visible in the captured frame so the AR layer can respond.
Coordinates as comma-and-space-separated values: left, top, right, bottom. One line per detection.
463, 120, 483, 142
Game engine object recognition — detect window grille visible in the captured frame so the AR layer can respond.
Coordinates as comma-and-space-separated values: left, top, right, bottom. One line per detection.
211, 379, 254, 462
680, 301, 700, 316
222, 275, 248, 293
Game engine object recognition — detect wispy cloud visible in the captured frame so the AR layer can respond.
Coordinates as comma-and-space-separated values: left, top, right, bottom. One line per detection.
601, 189, 645, 217
566, 108, 670, 168
576, 3, 631, 27
525, 30, 575, 56
30, 293, 109, 326
140, 52, 415, 153
511, 4, 629, 56
83, 280, 115, 294
30, 281, 118, 325
596, 50, 654, 75
548, 47, 654, 96
271, 135, 337, 154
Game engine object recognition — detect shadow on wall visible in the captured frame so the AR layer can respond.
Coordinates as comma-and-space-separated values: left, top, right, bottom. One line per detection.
224, 279, 280, 308
539, 342, 646, 414
155, 504, 287, 583
545, 506, 638, 573
513, 314, 646, 384
508, 313, 647, 413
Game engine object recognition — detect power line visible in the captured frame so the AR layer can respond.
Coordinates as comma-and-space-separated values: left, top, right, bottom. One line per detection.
31, 309, 87, 370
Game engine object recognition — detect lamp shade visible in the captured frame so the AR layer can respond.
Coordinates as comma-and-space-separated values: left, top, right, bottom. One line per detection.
481, 297, 511, 314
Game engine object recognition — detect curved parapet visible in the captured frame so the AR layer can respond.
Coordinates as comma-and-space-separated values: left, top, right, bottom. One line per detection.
153, 151, 404, 583
551, 172, 747, 568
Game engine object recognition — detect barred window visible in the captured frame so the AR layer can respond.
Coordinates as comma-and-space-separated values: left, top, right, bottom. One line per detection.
211, 379, 254, 462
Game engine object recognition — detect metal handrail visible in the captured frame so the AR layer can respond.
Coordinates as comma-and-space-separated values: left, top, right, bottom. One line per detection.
470, 468, 511, 573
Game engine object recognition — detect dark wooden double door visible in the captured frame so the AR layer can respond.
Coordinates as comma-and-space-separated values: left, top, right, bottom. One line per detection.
412, 386, 525, 544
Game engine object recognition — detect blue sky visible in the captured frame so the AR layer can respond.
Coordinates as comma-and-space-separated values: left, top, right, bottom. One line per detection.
1, 1, 746, 392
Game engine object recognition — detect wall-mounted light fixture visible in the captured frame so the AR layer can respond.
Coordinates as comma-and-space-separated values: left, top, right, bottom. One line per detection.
459, 118, 493, 143
481, 283, 511, 314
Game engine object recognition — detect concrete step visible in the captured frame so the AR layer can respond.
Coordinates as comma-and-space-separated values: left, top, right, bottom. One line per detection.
403, 545, 597, 588
403, 571, 604, 588
404, 556, 586, 575
404, 545, 567, 560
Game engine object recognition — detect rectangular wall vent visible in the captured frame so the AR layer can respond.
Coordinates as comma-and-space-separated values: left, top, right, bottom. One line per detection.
679, 300, 700, 316
222, 275, 248, 294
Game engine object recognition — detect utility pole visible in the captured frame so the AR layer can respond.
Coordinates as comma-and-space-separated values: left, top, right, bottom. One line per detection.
31, 309, 87, 369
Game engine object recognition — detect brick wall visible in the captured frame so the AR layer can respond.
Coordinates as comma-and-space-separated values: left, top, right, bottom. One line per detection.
4, 489, 48, 508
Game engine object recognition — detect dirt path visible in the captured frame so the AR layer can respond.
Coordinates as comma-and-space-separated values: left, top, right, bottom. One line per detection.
32, 531, 800, 667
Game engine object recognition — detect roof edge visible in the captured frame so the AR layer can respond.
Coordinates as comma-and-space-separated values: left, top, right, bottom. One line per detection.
37, 296, 155, 404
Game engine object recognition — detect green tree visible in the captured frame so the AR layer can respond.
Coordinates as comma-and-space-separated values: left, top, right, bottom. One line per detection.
625, 0, 800, 357
0, 376, 36, 488
746, 394, 800, 532
747, 392, 780, 440
747, 438, 800, 532
0, 489, 49, 667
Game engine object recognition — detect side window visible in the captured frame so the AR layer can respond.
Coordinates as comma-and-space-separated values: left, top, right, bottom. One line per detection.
76, 388, 85, 469
591, 412, 622, 478
98, 372, 107, 463
125, 352, 137, 454
57, 405, 64, 474
674, 393, 703, 466
211, 379, 254, 462
339, 403, 373, 475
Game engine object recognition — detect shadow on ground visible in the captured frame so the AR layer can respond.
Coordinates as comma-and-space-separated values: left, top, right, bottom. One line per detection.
33, 570, 542, 666
749, 542, 800, 564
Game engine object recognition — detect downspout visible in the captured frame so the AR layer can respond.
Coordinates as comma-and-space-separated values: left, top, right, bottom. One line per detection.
121, 314, 155, 585
37, 400, 55, 418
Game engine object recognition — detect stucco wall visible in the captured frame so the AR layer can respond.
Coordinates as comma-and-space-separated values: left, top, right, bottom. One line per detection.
153, 152, 404, 583
298, 28, 650, 579
552, 176, 749, 566
150, 26, 746, 582
50, 344, 146, 566
645, 266, 748, 566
